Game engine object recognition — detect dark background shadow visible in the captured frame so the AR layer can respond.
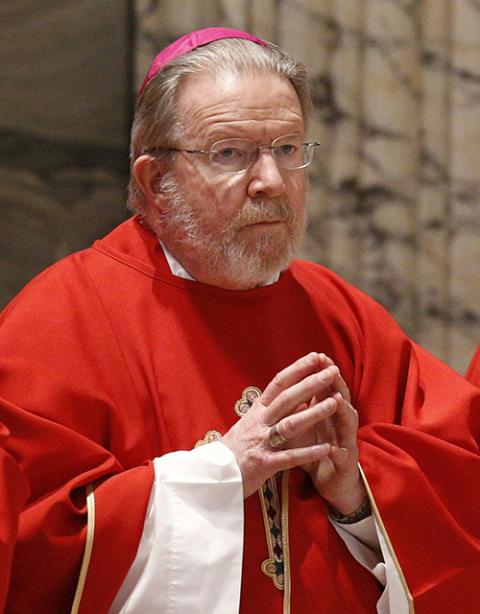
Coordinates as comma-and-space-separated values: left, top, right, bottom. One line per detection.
0, 0, 135, 307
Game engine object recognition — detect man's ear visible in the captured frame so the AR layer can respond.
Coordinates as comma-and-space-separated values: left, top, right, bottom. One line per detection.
132, 155, 168, 209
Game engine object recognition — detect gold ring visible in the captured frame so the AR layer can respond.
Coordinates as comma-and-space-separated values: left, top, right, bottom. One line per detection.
269, 423, 288, 449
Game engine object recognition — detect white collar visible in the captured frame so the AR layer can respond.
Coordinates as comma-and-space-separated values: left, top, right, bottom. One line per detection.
159, 241, 280, 286
160, 241, 196, 281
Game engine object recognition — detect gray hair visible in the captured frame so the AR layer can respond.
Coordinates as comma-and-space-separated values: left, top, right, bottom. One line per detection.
128, 37, 313, 214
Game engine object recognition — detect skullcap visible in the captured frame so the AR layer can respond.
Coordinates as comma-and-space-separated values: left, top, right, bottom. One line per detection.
138, 27, 268, 96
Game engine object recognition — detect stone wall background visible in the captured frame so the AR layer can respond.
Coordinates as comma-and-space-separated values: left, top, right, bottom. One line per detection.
3, 0, 480, 374
0, 0, 132, 305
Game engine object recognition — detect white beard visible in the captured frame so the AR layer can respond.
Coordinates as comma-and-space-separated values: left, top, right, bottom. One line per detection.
147, 172, 307, 288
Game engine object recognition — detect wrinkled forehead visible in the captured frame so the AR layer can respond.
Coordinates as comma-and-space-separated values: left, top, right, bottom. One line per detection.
175, 70, 304, 142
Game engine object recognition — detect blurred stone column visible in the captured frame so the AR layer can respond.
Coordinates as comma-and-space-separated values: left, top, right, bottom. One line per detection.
0, 0, 133, 307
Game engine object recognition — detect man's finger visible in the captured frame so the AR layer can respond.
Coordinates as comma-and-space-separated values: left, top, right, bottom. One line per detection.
277, 396, 337, 441
328, 444, 359, 478
270, 442, 331, 473
331, 393, 358, 449
318, 353, 351, 403
263, 366, 340, 424
261, 352, 322, 406
332, 373, 351, 403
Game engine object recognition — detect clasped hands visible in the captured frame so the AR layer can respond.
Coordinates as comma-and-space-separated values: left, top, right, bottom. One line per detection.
222, 352, 366, 514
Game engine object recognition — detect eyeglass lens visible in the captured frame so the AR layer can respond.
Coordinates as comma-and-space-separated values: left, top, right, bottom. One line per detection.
209, 134, 315, 173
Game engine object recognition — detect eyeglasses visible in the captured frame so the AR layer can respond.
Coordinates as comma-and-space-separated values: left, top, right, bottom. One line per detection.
145, 134, 321, 174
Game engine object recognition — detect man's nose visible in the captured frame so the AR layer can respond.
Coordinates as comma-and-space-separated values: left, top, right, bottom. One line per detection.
247, 150, 287, 199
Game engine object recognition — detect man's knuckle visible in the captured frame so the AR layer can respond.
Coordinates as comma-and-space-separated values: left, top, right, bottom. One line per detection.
277, 388, 292, 409
272, 372, 284, 388
250, 448, 264, 465
282, 416, 293, 435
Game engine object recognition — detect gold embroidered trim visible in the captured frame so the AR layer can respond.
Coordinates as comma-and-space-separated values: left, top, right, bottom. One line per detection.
281, 470, 291, 614
358, 464, 415, 613
234, 386, 262, 417
70, 484, 95, 614
259, 475, 285, 590
235, 385, 291, 593
234, 385, 293, 599
194, 430, 222, 447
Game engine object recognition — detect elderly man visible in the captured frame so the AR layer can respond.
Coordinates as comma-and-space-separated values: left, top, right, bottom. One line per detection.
2, 27, 480, 614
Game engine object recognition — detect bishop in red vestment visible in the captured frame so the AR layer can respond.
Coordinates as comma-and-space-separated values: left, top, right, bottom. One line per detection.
2, 27, 480, 614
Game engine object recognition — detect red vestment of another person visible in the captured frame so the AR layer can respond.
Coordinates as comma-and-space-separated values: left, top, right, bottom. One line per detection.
1, 217, 480, 613
0, 422, 29, 611
466, 346, 480, 386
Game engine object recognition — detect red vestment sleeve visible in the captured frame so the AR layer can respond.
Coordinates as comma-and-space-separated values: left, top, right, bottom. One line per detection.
0, 260, 155, 613
466, 346, 480, 386
338, 282, 480, 612
0, 423, 29, 612
0, 397, 154, 614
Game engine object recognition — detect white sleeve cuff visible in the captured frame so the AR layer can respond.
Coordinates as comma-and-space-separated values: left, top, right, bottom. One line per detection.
331, 515, 385, 575
331, 513, 410, 614
110, 441, 244, 614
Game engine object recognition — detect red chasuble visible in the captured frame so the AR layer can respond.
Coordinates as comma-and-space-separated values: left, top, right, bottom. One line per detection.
1, 217, 480, 613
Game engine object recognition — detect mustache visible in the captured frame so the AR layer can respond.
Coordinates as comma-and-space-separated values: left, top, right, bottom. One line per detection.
232, 198, 294, 227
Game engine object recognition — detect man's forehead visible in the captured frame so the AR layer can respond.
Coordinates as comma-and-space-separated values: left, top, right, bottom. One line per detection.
175, 70, 304, 140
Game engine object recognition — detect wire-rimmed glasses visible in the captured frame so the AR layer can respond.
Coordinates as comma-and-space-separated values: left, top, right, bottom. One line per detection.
144, 134, 321, 174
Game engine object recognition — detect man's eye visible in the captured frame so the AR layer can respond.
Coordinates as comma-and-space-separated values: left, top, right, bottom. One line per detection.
216, 147, 241, 160
278, 144, 297, 156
